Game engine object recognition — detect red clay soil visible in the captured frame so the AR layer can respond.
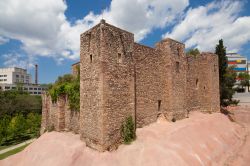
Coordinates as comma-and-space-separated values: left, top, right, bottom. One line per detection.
1, 109, 250, 166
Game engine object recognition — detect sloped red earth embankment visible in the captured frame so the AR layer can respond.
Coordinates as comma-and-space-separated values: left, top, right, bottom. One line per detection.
1, 108, 250, 166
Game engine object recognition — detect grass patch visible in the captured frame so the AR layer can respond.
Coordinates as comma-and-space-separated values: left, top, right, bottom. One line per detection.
0, 143, 30, 160
0, 144, 14, 151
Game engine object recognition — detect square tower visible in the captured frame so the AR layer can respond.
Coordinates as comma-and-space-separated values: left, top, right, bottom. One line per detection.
80, 20, 135, 151
155, 38, 187, 120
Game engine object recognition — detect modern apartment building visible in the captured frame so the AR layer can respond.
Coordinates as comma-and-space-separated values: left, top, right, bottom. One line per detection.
0, 66, 46, 95
0, 67, 32, 84
226, 53, 248, 73
0, 83, 46, 95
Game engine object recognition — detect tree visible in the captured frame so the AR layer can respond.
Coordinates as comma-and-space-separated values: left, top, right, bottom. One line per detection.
8, 114, 27, 139
49, 74, 80, 111
238, 72, 250, 92
0, 115, 11, 143
215, 39, 236, 106
0, 90, 42, 118
186, 48, 200, 57
26, 113, 41, 137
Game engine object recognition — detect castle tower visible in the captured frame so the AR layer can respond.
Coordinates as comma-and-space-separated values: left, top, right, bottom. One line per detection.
155, 39, 187, 120
80, 20, 135, 151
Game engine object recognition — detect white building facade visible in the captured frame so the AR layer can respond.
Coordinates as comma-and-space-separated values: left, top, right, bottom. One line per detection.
0, 67, 46, 95
226, 53, 248, 73
0, 67, 32, 84
0, 83, 46, 95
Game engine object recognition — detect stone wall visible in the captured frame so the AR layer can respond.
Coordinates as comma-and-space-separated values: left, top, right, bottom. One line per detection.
134, 43, 168, 127
71, 62, 80, 77
80, 20, 135, 151
79, 20, 220, 151
156, 39, 188, 121
41, 94, 80, 134
42, 20, 220, 152
80, 23, 104, 151
186, 53, 220, 113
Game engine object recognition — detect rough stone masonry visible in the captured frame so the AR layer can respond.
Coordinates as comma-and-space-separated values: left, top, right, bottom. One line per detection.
41, 19, 220, 151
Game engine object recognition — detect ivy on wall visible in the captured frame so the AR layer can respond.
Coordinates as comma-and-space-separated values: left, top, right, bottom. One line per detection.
48, 71, 80, 111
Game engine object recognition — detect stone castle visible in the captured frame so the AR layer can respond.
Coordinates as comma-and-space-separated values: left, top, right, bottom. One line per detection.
41, 20, 220, 151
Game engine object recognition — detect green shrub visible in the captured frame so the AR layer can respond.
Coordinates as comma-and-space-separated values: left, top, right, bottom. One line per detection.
48, 74, 80, 111
48, 125, 55, 132
121, 116, 136, 144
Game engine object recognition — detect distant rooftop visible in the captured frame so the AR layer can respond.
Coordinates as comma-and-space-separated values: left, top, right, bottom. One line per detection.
226, 53, 247, 59
0, 67, 27, 72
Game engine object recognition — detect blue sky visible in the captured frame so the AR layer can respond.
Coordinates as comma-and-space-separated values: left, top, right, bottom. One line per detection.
0, 0, 250, 84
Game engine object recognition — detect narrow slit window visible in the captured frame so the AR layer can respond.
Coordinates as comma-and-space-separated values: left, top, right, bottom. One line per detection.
177, 47, 181, 56
158, 100, 161, 112
117, 53, 122, 63
176, 62, 180, 73
90, 54, 92, 63
196, 79, 199, 89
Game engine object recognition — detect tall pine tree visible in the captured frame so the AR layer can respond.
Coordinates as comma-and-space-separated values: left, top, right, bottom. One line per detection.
215, 39, 236, 106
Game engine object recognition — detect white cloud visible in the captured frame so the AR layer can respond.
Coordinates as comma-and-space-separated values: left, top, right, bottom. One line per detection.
84, 0, 189, 41
0, 36, 9, 45
3, 53, 35, 69
0, 0, 93, 63
0, 0, 189, 65
163, 0, 250, 53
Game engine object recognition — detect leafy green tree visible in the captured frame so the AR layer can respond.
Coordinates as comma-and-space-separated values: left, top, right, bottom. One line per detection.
49, 74, 80, 111
0, 90, 42, 118
238, 72, 250, 91
215, 39, 236, 106
55, 74, 75, 84
8, 114, 27, 139
26, 113, 41, 137
0, 115, 11, 143
186, 48, 200, 57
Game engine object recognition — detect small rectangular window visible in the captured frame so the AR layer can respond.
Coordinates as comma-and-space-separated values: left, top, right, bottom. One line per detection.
158, 100, 161, 112
176, 62, 180, 73
90, 54, 92, 63
177, 47, 181, 56
117, 53, 122, 63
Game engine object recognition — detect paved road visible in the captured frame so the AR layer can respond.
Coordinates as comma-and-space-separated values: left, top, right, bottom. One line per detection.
234, 92, 250, 106
0, 139, 36, 155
